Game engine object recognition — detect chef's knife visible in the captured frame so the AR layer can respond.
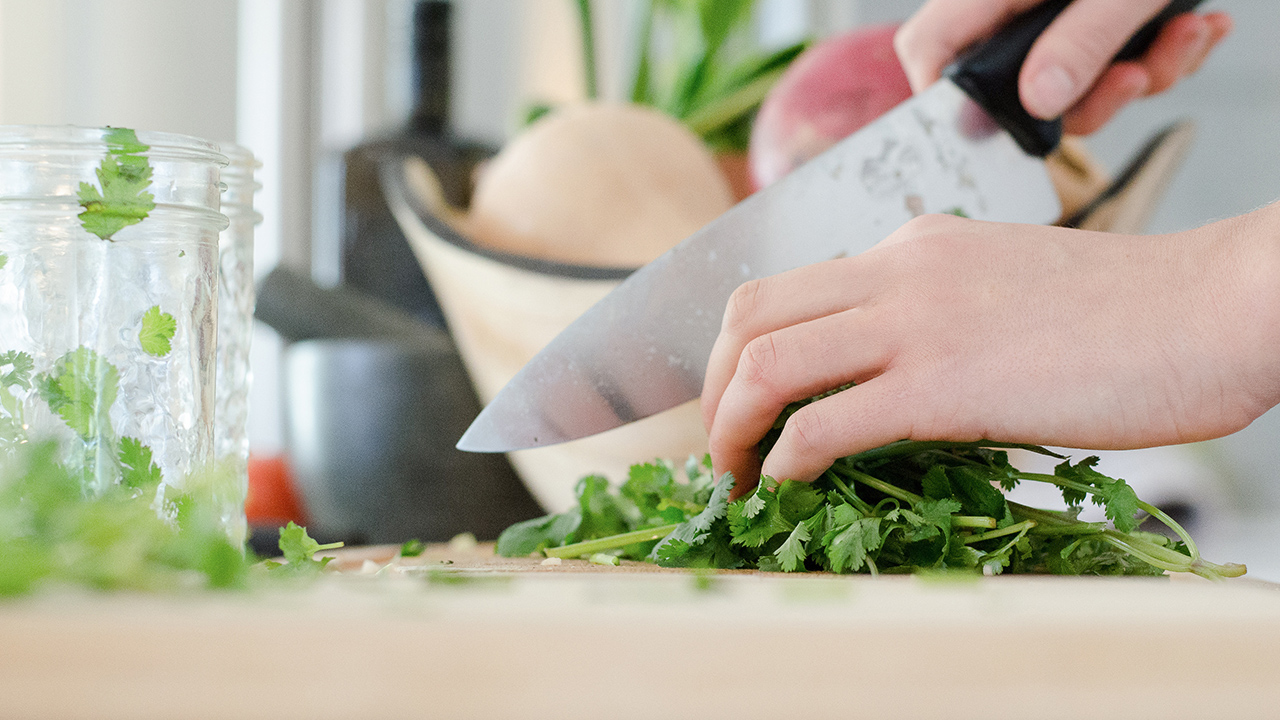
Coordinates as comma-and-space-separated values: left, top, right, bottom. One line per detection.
458, 0, 1205, 453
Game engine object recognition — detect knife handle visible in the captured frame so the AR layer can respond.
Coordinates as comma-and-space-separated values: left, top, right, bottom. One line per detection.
948, 0, 1207, 158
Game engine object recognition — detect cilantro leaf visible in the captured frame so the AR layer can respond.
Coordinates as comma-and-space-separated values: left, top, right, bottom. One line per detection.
651, 473, 738, 566
825, 517, 882, 573
0, 253, 7, 270
572, 474, 630, 541
728, 477, 794, 548
139, 306, 177, 357
77, 127, 155, 240
947, 466, 1008, 519
35, 348, 119, 441
496, 510, 581, 557
1, 351, 33, 390
777, 479, 824, 525
1095, 477, 1141, 533
774, 515, 815, 572
270, 521, 343, 575
400, 539, 426, 557
118, 437, 162, 489
1054, 456, 1141, 531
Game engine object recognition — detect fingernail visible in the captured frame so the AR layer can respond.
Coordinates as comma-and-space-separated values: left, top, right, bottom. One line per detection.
1025, 65, 1076, 119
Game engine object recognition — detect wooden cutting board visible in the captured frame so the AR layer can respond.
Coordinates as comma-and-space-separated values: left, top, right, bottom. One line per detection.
1, 543, 1277, 720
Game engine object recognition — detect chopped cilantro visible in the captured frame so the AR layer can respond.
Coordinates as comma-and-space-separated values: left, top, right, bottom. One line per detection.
0, 253, 7, 270
139, 305, 177, 358
400, 538, 426, 557
264, 521, 344, 576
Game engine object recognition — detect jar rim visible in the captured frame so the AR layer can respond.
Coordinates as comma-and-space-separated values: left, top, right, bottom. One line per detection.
0, 198, 229, 233
0, 125, 228, 166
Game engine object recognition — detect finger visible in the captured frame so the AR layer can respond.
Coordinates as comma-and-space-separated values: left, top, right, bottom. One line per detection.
701, 257, 882, 431
1138, 13, 1212, 95
1182, 12, 1233, 76
1062, 63, 1149, 136
1019, 0, 1168, 120
894, 0, 1043, 92
1062, 12, 1231, 134
707, 307, 894, 487
760, 375, 932, 483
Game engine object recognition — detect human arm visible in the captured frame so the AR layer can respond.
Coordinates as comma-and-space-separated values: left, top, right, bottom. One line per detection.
893, 0, 1233, 134
702, 203, 1280, 490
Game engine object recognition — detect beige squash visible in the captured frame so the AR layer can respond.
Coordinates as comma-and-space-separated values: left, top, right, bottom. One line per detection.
466, 102, 734, 267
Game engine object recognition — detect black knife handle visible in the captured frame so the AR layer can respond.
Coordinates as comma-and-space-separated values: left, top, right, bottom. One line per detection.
947, 0, 1206, 158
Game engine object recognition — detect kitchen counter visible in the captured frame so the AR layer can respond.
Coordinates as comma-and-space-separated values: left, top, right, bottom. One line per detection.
1, 544, 1278, 720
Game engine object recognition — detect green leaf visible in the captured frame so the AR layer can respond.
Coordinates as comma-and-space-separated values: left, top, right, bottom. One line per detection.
651, 473, 741, 568
35, 347, 119, 441
697, 0, 753, 57
271, 521, 343, 575
774, 519, 811, 572
1054, 456, 1140, 531
826, 517, 882, 574
400, 539, 426, 557
777, 479, 824, 525
572, 475, 630, 541
118, 437, 161, 489
139, 306, 177, 358
728, 477, 794, 548
0, 351, 34, 390
495, 510, 581, 557
0, 253, 7, 270
77, 127, 155, 240
621, 460, 675, 519
947, 466, 1008, 519
1096, 477, 1141, 533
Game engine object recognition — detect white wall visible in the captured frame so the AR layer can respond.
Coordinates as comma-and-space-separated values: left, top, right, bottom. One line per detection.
0, 0, 237, 140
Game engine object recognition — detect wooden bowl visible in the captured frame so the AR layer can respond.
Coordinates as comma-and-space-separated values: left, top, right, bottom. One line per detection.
380, 155, 710, 512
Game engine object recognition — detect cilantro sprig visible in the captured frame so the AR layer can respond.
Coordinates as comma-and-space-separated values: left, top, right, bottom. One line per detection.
139, 305, 177, 357
77, 127, 156, 241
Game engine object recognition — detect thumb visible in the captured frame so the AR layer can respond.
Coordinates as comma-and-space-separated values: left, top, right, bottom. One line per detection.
1018, 0, 1169, 120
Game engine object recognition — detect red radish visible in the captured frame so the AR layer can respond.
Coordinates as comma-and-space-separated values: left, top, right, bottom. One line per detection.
749, 24, 913, 190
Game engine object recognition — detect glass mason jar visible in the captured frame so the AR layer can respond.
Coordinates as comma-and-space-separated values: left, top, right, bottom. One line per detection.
213, 144, 261, 546
0, 126, 227, 525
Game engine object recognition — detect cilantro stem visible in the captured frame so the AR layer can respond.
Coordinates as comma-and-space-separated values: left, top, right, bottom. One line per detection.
839, 466, 922, 505
1136, 499, 1199, 559
848, 440, 1065, 465
964, 519, 1036, 544
543, 524, 679, 559
952, 515, 998, 530
1017, 472, 1201, 559
823, 470, 875, 515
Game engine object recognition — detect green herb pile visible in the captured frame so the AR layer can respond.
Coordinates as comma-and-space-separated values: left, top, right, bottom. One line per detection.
498, 429, 1245, 580
0, 440, 342, 596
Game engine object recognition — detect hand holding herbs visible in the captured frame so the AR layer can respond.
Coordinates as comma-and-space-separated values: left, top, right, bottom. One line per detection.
701, 209, 1280, 486
498, 441, 1244, 580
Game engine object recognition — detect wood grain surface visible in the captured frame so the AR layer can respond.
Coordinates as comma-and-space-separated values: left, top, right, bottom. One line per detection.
1, 543, 1277, 720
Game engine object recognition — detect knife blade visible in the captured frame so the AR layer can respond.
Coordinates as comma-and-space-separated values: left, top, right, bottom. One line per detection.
458, 0, 1204, 454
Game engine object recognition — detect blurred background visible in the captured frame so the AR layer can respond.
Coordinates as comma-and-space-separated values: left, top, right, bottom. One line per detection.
0, 0, 1276, 576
